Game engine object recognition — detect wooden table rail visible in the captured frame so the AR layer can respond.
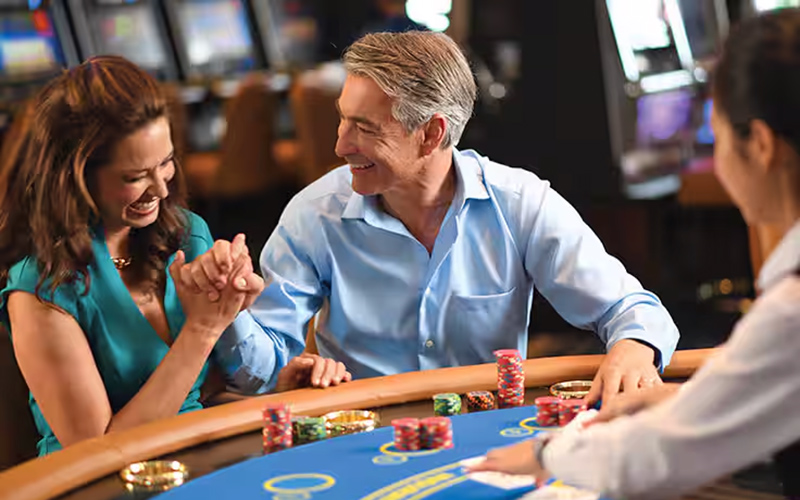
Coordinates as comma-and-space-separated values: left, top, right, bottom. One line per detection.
0, 349, 716, 500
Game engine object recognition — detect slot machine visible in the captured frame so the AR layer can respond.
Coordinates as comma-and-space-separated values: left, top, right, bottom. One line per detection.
162, 0, 267, 151
250, 0, 320, 71
0, 0, 77, 139
66, 0, 177, 80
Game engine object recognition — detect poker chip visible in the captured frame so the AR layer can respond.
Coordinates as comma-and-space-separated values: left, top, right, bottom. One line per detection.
263, 402, 291, 425
559, 398, 587, 427
263, 403, 293, 453
433, 393, 462, 416
534, 396, 561, 427
420, 416, 453, 450
465, 391, 495, 412
292, 416, 328, 445
494, 349, 525, 408
391, 418, 421, 451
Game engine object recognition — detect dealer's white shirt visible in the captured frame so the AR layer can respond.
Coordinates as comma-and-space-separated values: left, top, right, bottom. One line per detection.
543, 221, 800, 500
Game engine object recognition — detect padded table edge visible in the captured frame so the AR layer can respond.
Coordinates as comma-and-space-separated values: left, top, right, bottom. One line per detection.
0, 349, 715, 500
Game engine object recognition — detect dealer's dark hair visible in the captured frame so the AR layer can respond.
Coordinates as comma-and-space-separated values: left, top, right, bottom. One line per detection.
713, 8, 800, 157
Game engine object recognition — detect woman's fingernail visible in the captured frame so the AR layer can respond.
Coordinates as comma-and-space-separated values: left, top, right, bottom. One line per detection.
236, 278, 247, 289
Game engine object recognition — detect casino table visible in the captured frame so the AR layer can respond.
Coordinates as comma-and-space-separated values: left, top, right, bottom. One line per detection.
0, 349, 783, 500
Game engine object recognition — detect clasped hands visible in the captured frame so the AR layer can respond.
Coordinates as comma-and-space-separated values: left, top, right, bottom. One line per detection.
173, 234, 351, 392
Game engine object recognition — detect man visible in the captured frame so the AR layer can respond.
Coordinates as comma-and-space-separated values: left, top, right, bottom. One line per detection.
185, 31, 679, 404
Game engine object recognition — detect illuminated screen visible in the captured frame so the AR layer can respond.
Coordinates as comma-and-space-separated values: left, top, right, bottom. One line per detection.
636, 90, 693, 145
177, 0, 255, 68
0, 10, 64, 78
608, 0, 671, 50
678, 0, 719, 61
269, 0, 319, 66
696, 98, 715, 145
90, 5, 167, 70
607, 0, 684, 76
754, 0, 800, 11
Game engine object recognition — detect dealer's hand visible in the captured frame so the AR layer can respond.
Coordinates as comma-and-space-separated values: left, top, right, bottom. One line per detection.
465, 440, 550, 484
586, 383, 681, 426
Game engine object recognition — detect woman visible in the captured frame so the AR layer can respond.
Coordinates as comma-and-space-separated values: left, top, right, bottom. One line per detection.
469, 9, 800, 499
0, 56, 349, 456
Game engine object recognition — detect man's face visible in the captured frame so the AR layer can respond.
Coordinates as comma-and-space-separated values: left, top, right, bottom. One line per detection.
335, 75, 425, 196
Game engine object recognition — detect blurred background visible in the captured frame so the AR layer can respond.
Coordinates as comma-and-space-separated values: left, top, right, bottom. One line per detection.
1, 0, 799, 358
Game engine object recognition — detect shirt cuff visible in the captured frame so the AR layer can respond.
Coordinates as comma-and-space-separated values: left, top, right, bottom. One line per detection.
607, 336, 665, 373
214, 312, 286, 394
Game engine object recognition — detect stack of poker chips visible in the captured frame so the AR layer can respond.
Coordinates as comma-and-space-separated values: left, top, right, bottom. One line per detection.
420, 416, 454, 450
559, 399, 586, 427
432, 393, 462, 416
534, 396, 561, 427
292, 416, 328, 445
465, 391, 495, 412
262, 403, 293, 453
494, 349, 525, 408
391, 418, 422, 451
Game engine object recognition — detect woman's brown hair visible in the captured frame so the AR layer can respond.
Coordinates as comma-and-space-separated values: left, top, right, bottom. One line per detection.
0, 55, 189, 295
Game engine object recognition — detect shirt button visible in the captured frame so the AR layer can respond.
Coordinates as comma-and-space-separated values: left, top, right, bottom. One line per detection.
425, 339, 435, 349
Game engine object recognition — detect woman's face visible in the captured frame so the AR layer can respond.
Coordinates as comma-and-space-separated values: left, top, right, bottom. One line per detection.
93, 117, 175, 231
711, 104, 775, 224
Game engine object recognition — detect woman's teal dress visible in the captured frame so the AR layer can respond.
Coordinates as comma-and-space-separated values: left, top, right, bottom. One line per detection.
0, 211, 213, 455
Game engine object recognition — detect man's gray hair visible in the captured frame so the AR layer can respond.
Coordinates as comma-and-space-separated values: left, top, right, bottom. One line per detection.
343, 31, 477, 148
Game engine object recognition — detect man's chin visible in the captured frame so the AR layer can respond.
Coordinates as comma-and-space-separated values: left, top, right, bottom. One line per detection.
351, 180, 380, 196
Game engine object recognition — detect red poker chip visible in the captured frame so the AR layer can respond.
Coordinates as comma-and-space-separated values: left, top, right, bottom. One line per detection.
420, 417, 453, 450
494, 349, 522, 357
560, 399, 586, 410
392, 418, 421, 451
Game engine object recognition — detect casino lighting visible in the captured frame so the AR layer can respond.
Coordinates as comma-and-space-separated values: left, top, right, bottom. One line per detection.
754, 0, 800, 11
662, 0, 694, 71
406, 0, 452, 32
640, 69, 694, 93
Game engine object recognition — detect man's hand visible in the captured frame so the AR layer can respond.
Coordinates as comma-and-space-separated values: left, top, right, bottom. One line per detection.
175, 233, 264, 311
585, 339, 661, 407
273, 353, 352, 393
465, 440, 551, 484
585, 383, 681, 427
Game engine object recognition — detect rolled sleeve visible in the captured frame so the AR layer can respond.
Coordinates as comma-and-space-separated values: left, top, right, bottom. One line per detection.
213, 311, 294, 394
523, 185, 679, 366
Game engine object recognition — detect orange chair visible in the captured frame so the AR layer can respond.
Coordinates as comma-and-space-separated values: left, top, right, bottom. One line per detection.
182, 75, 299, 201
290, 70, 344, 186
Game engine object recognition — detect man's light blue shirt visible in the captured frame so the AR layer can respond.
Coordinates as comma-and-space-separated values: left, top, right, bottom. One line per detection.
216, 149, 679, 392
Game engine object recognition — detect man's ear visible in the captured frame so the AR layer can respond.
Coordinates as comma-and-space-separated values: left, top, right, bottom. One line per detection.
419, 114, 447, 155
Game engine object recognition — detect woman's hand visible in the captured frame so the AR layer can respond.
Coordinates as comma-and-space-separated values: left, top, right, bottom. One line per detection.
586, 383, 682, 426
173, 233, 264, 311
169, 249, 247, 340
466, 439, 551, 484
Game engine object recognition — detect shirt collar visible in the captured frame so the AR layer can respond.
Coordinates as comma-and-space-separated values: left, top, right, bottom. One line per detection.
341, 187, 367, 220
341, 149, 489, 221
757, 220, 800, 291
453, 148, 490, 203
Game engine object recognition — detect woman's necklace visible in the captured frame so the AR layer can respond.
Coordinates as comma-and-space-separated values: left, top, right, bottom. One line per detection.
111, 256, 132, 270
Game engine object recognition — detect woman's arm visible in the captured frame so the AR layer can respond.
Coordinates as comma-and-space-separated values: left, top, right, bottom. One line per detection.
9, 251, 247, 448
9, 292, 218, 447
